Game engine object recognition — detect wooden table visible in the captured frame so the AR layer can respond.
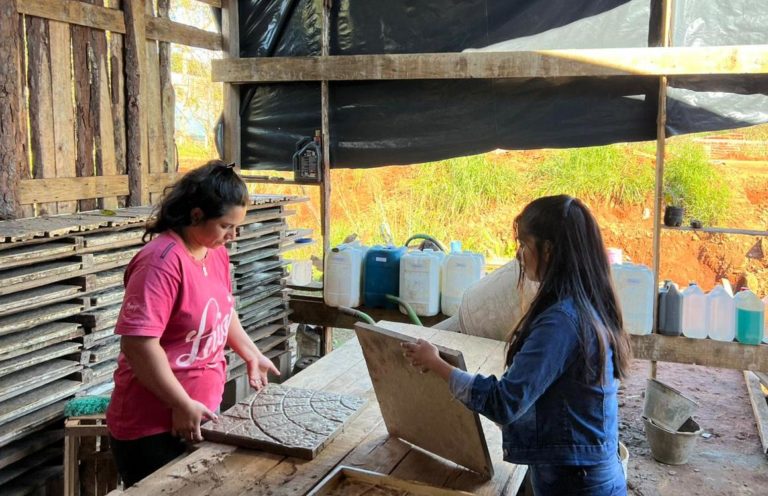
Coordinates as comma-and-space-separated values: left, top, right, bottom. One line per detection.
111, 321, 527, 495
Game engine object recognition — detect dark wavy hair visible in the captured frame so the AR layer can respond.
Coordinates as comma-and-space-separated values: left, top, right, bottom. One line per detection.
143, 160, 249, 242
506, 195, 632, 382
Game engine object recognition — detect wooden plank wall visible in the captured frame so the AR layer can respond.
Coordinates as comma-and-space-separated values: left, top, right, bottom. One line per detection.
0, 0, 225, 220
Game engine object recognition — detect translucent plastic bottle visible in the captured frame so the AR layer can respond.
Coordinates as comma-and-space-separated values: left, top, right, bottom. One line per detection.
399, 249, 445, 317
763, 295, 768, 344
611, 263, 654, 335
657, 280, 683, 336
681, 283, 707, 339
324, 241, 368, 308
706, 284, 735, 342
734, 288, 764, 345
441, 241, 484, 317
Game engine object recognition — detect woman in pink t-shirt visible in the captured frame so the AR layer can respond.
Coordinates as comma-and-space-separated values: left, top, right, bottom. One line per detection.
106, 160, 279, 487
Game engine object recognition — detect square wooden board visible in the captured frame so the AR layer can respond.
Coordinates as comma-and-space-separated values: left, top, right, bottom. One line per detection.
354, 323, 494, 478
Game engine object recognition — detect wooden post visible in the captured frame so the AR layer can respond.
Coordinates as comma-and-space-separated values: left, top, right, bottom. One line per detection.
91, 0, 118, 210
0, 0, 25, 220
27, 15, 58, 216
221, 0, 241, 168
49, 20, 78, 214
320, 0, 332, 256
650, 0, 674, 380
124, 0, 150, 206
319, 0, 334, 354
108, 0, 126, 181
72, 1, 97, 212
158, 0, 176, 173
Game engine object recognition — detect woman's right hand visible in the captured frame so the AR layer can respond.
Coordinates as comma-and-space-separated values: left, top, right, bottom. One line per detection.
171, 399, 218, 443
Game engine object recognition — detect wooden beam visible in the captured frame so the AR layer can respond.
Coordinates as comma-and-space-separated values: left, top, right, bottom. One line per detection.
221, 0, 240, 166
212, 44, 768, 83
19, 173, 177, 204
146, 16, 221, 51
18, 0, 221, 50
0, 0, 25, 220
744, 371, 768, 456
631, 334, 768, 372
123, 0, 149, 206
72, 1, 97, 211
17, 0, 124, 33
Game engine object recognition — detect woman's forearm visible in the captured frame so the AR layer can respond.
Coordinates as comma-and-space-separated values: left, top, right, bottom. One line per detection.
226, 311, 262, 363
121, 336, 191, 409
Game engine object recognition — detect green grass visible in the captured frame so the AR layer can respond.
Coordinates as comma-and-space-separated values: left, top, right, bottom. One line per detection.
664, 142, 732, 225
531, 145, 654, 205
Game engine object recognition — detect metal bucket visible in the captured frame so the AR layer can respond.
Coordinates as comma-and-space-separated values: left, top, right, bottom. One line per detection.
643, 417, 702, 465
643, 378, 698, 431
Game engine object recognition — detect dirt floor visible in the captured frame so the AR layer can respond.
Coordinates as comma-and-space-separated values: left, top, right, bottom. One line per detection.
620, 360, 768, 496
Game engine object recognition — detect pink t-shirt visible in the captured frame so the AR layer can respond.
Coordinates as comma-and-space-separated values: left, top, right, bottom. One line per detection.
107, 231, 233, 440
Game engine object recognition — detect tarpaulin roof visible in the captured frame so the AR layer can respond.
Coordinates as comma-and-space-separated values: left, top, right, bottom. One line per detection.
225, 0, 768, 170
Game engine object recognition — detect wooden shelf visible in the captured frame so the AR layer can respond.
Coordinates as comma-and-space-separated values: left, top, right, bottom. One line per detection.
661, 225, 768, 237
631, 334, 768, 372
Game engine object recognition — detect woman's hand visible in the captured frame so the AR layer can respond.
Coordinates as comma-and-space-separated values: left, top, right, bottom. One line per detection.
401, 338, 441, 372
247, 353, 280, 391
401, 339, 456, 382
171, 399, 218, 443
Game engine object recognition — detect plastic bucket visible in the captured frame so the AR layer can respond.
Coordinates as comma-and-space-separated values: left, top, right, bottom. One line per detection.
643, 417, 702, 465
643, 378, 698, 431
618, 441, 629, 480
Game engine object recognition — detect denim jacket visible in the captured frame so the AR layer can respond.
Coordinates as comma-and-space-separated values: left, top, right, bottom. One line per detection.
449, 299, 619, 466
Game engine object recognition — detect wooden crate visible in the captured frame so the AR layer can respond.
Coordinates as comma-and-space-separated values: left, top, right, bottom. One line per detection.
64, 415, 118, 496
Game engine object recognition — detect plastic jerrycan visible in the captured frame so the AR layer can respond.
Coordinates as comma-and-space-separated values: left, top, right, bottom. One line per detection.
657, 280, 683, 336
611, 263, 654, 335
399, 249, 445, 317
763, 295, 768, 344
364, 245, 407, 309
706, 284, 735, 342
441, 241, 484, 317
324, 241, 368, 308
681, 282, 707, 339
734, 288, 765, 345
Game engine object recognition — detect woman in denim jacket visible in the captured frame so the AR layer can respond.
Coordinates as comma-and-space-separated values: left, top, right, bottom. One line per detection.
403, 195, 632, 495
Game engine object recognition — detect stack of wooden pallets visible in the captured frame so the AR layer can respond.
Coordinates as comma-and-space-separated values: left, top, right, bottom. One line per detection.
226, 196, 311, 390
0, 195, 308, 494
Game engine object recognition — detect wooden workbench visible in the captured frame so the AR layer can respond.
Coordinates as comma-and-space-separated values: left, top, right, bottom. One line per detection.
110, 321, 527, 495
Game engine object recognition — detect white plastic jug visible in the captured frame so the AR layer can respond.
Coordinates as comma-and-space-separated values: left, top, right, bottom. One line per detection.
324, 241, 368, 308
611, 263, 654, 335
441, 245, 484, 317
706, 284, 735, 342
399, 249, 445, 316
681, 283, 707, 339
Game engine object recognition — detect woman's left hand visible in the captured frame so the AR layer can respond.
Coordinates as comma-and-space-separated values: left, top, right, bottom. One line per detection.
401, 338, 440, 372
246, 353, 280, 391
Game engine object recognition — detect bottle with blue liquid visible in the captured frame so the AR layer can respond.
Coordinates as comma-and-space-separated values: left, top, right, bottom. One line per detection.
734, 287, 765, 345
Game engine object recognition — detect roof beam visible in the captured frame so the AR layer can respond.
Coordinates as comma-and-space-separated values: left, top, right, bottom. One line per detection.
212, 45, 768, 83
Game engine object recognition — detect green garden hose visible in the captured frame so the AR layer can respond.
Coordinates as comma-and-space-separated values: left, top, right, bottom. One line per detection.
338, 306, 376, 325
385, 294, 423, 326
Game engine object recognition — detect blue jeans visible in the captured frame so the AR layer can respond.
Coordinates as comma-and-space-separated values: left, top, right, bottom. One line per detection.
529, 455, 626, 496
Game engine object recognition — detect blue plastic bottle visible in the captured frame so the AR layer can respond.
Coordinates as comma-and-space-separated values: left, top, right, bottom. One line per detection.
363, 245, 407, 309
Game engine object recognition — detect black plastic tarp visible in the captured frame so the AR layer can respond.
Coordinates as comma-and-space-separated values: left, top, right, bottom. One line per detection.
225, 0, 767, 170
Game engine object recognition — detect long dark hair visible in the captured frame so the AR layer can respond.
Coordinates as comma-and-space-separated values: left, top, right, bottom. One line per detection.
144, 160, 249, 242
506, 195, 632, 382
